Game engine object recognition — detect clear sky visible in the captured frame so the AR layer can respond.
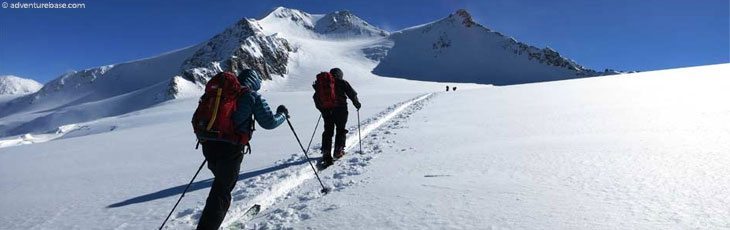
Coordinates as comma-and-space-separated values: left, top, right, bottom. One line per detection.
0, 0, 728, 83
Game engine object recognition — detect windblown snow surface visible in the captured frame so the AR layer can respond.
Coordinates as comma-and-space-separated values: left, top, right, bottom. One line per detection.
1, 6, 729, 230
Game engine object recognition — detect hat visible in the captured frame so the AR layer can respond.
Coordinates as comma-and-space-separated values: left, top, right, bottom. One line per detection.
237, 69, 262, 91
329, 68, 343, 79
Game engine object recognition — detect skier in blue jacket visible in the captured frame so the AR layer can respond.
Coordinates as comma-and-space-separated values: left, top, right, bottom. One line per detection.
197, 69, 288, 230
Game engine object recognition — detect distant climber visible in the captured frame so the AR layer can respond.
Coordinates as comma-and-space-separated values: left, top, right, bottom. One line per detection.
453, 86, 457, 91
446, 85, 449, 91
191, 69, 289, 230
312, 67, 361, 167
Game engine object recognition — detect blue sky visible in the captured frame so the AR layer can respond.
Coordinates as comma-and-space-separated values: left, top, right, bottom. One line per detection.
0, 0, 728, 83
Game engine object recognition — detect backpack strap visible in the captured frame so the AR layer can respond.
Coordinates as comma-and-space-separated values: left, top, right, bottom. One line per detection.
205, 75, 227, 131
205, 88, 223, 131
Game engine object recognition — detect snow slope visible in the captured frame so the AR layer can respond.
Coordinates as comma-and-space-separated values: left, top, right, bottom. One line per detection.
0, 64, 727, 229
0, 75, 43, 108
373, 9, 608, 85
246, 64, 730, 229
0, 46, 200, 137
314, 10, 389, 37
0, 85, 462, 229
0, 75, 42, 95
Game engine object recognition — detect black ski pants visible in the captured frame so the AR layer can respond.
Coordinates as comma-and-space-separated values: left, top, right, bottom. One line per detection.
197, 141, 243, 230
321, 106, 349, 158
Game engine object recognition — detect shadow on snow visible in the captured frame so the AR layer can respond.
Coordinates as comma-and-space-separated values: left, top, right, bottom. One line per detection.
107, 157, 318, 208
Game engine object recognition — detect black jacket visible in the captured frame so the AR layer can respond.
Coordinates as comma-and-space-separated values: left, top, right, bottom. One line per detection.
313, 77, 360, 110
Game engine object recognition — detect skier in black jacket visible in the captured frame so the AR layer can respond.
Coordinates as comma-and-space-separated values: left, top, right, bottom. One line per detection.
313, 68, 361, 167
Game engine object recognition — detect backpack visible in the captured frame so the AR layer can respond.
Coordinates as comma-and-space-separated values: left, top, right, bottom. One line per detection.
314, 72, 337, 109
192, 72, 253, 146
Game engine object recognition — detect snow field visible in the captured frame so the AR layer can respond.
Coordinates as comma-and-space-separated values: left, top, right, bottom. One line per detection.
162, 93, 435, 229
281, 64, 730, 229
1, 5, 727, 229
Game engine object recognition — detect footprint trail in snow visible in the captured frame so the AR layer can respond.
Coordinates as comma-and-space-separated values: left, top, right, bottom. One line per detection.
166, 93, 436, 229
249, 92, 435, 229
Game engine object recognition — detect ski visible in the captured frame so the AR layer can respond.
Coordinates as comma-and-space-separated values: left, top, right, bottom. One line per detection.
226, 204, 261, 229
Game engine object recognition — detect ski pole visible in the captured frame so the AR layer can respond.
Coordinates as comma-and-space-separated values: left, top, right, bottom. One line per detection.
159, 159, 207, 230
357, 109, 363, 154
285, 117, 331, 194
305, 115, 322, 152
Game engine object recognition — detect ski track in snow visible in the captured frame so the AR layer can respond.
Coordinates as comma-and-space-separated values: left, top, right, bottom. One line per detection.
248, 92, 435, 229
249, 93, 436, 229
166, 93, 435, 229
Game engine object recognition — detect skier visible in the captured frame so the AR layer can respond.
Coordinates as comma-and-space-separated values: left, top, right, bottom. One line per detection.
194, 69, 288, 230
313, 67, 361, 167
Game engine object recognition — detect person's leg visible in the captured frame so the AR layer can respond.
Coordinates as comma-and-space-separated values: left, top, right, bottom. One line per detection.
321, 110, 335, 161
333, 107, 349, 157
201, 141, 219, 171
197, 142, 243, 230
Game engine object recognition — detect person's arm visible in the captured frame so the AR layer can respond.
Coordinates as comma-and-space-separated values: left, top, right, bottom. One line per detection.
343, 80, 361, 109
251, 92, 286, 129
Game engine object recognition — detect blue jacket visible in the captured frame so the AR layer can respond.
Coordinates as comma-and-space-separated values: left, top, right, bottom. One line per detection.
233, 69, 285, 132
234, 91, 285, 132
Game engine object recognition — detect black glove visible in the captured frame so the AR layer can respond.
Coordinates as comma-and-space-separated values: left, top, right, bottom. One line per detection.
353, 101, 362, 110
276, 105, 289, 118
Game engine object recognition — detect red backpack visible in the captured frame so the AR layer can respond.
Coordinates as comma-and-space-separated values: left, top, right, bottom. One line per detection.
192, 72, 252, 145
315, 72, 337, 109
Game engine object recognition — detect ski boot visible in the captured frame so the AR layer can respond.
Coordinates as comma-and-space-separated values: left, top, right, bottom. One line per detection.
333, 146, 346, 159
320, 150, 334, 169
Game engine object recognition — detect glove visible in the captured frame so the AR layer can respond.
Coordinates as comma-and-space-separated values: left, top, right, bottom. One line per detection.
353, 101, 361, 110
276, 105, 289, 118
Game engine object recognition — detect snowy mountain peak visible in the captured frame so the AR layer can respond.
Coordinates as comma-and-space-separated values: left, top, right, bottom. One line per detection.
314, 10, 389, 37
0, 75, 43, 95
262, 6, 316, 29
179, 15, 292, 88
259, 7, 387, 38
452, 9, 477, 27
43, 65, 112, 92
265, 6, 312, 19
373, 9, 608, 85
430, 9, 481, 30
